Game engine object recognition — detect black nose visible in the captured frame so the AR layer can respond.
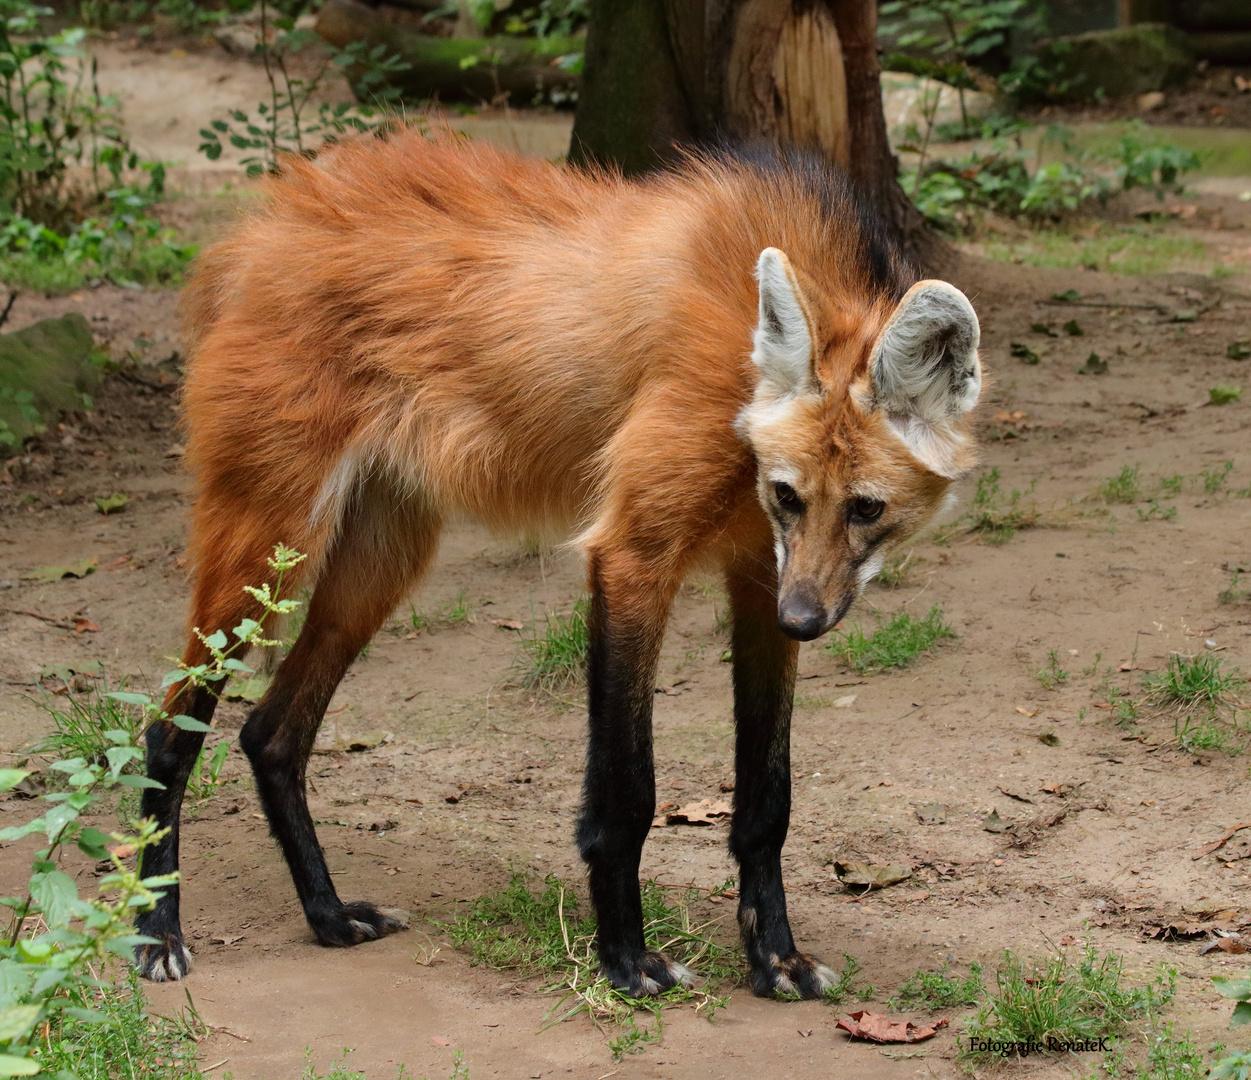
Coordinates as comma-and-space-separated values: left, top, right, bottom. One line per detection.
778, 594, 826, 641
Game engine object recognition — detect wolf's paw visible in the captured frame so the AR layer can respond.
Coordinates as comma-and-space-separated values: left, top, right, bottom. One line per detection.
751, 951, 837, 999
311, 901, 410, 947
602, 949, 695, 998
135, 934, 193, 982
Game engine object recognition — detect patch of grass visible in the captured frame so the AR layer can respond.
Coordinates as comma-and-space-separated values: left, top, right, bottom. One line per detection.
981, 225, 1209, 276
1136, 1021, 1206, 1080
1201, 461, 1235, 495
186, 740, 230, 801
1137, 499, 1178, 522
33, 680, 144, 767
1101, 465, 1141, 504
1174, 716, 1238, 756
890, 963, 984, 1010
1159, 473, 1185, 496
516, 596, 590, 692
963, 947, 1175, 1062
827, 606, 956, 674
963, 468, 1038, 543
410, 589, 473, 633
820, 953, 874, 1006
1037, 649, 1070, 691
1210, 385, 1243, 406
1141, 654, 1244, 711
38, 968, 208, 1079
445, 872, 734, 1056
301, 1048, 467, 1080
1218, 572, 1247, 606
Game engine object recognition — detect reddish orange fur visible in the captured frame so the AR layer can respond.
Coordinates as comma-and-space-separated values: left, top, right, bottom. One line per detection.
175, 131, 933, 679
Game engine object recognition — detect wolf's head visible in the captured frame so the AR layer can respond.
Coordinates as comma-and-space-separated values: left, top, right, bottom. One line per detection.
736, 247, 982, 642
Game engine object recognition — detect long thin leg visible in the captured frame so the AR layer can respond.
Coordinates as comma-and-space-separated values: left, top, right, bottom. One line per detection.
575, 553, 689, 996
134, 683, 219, 981
241, 479, 439, 946
726, 553, 835, 998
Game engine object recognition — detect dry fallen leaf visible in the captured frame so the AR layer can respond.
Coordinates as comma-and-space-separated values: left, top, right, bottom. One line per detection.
1015, 706, 1039, 718
653, 798, 731, 827
490, 618, 523, 630
982, 809, 1013, 834
915, 803, 946, 825
210, 934, 244, 946
430, 1036, 451, 1047
73, 617, 100, 633
833, 694, 857, 708
833, 860, 912, 893
836, 1011, 949, 1044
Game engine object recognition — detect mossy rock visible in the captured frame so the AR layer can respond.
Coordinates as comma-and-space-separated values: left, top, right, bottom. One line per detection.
1037, 23, 1194, 100
0, 313, 101, 456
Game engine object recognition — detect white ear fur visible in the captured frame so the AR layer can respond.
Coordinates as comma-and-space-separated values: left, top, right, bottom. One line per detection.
871, 280, 981, 424
752, 248, 814, 397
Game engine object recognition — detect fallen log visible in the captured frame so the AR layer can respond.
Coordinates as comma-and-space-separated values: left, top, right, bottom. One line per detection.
316, 0, 582, 104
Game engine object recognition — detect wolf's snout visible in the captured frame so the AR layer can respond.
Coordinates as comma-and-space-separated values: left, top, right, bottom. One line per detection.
778, 588, 826, 642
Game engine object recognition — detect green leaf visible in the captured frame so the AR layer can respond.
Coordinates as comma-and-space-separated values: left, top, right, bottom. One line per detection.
42, 802, 78, 839
116, 774, 165, 790
205, 630, 228, 651
0, 1053, 40, 1076
94, 492, 129, 515
0, 770, 29, 793
1234, 1000, 1251, 1027
30, 870, 78, 928
170, 715, 213, 733
76, 827, 110, 860
103, 728, 133, 745
107, 691, 152, 706
105, 745, 143, 778
0, 821, 43, 843
0, 1004, 41, 1042
1212, 976, 1251, 1000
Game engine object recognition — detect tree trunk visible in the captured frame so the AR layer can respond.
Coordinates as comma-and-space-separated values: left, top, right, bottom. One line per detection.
570, 0, 940, 270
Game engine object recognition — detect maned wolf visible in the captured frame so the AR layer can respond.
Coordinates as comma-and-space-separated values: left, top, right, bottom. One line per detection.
136, 132, 982, 999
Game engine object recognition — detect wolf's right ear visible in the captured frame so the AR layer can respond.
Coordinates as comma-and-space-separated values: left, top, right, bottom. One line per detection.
752, 248, 815, 397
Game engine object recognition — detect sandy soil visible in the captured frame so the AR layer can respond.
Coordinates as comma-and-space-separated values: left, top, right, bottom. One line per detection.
1, 32, 1251, 1080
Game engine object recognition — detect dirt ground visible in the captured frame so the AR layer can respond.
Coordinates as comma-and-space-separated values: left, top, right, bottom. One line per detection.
1, 33, 1251, 1080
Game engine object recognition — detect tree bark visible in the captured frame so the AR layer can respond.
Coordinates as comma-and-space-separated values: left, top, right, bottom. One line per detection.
571, 0, 941, 270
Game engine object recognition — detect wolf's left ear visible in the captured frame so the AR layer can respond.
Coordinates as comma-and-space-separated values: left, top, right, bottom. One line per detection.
752, 248, 816, 397
871, 280, 981, 427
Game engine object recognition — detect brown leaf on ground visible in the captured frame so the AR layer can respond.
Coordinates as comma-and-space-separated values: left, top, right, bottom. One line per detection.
915, 803, 946, 825
835, 1011, 949, 1044
982, 809, 1013, 833
73, 617, 100, 633
656, 798, 732, 826
210, 934, 244, 946
997, 786, 1034, 803
490, 618, 523, 630
345, 730, 392, 752
1193, 822, 1251, 860
1041, 782, 1074, 796
833, 860, 912, 893
1015, 706, 1038, 718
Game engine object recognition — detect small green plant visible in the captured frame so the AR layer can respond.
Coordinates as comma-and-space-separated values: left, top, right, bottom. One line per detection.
33, 680, 145, 766
1037, 649, 1070, 691
818, 953, 870, 1006
827, 606, 956, 674
1174, 716, 1237, 756
1142, 654, 1244, 711
446, 872, 732, 1057
1219, 572, 1247, 606
1136, 499, 1178, 522
1202, 461, 1236, 494
186, 740, 230, 800
199, 0, 411, 178
1101, 465, 1141, 504
963, 467, 1038, 543
963, 946, 1175, 1061
1211, 975, 1251, 1080
1211, 385, 1243, 406
876, 549, 917, 588
410, 589, 473, 633
1159, 473, 1184, 496
1136, 1022, 1207, 1080
890, 963, 984, 1010
517, 596, 589, 691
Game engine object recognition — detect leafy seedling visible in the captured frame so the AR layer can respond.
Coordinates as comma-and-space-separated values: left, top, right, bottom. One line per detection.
1062, 319, 1083, 336
1211, 384, 1242, 405
95, 492, 129, 514
1229, 340, 1251, 361
1172, 308, 1199, 323
827, 606, 956, 674
1052, 289, 1080, 302
1077, 352, 1107, 375
1010, 342, 1040, 364
1100, 465, 1140, 504
1030, 322, 1058, 337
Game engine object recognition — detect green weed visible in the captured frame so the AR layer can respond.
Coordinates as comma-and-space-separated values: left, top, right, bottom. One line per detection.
983, 225, 1209, 276
33, 679, 144, 767
1141, 654, 1244, 711
876, 549, 917, 588
410, 590, 473, 633
1037, 649, 1070, 691
820, 953, 872, 1006
890, 963, 984, 1010
1202, 461, 1236, 494
827, 606, 956, 674
963, 467, 1038, 543
1137, 499, 1178, 522
1174, 716, 1238, 756
186, 740, 230, 801
517, 597, 589, 692
301, 1046, 467, 1080
1101, 465, 1141, 504
1135, 1021, 1206, 1080
446, 872, 733, 1057
1210, 385, 1243, 406
1218, 572, 1247, 606
963, 947, 1175, 1061
1159, 474, 1184, 496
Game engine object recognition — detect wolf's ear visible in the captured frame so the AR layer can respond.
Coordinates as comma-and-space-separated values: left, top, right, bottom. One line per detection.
871, 280, 981, 427
752, 248, 815, 396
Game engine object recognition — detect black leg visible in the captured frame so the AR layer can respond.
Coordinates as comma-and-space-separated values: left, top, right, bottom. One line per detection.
575, 567, 690, 997
239, 608, 409, 947
727, 563, 834, 999
134, 684, 217, 981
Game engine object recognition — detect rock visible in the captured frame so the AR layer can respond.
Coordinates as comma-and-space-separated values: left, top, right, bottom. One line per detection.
214, 24, 259, 55
1035, 24, 1194, 100
0, 313, 100, 457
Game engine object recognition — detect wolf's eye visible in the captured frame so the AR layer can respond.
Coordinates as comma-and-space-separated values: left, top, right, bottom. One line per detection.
773, 482, 804, 513
851, 496, 885, 522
